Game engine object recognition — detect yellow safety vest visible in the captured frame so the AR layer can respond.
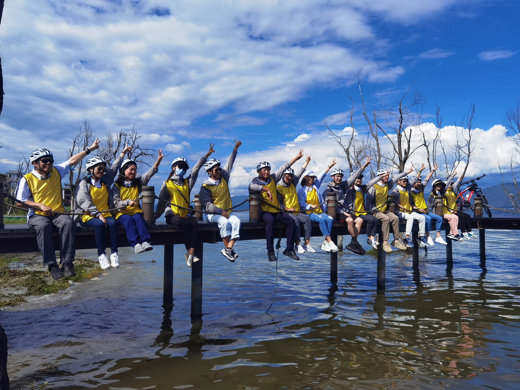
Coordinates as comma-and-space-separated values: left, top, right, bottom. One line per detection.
410, 191, 427, 210
24, 168, 66, 215
306, 188, 323, 214
82, 183, 112, 223
260, 179, 280, 214
115, 184, 142, 219
444, 188, 457, 215
374, 183, 388, 212
354, 191, 367, 216
276, 183, 300, 213
202, 178, 233, 212
166, 180, 190, 218
398, 189, 413, 213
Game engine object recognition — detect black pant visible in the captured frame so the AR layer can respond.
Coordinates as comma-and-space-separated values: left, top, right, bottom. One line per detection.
166, 214, 199, 250
456, 211, 472, 233
262, 212, 296, 252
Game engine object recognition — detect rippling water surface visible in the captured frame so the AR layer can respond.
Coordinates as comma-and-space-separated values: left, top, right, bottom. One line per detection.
2, 229, 520, 389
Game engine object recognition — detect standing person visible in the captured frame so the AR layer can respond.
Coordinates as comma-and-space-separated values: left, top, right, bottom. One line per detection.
324, 158, 371, 255
154, 144, 215, 267
410, 163, 447, 245
298, 160, 338, 253
200, 140, 242, 262
390, 175, 429, 248
249, 151, 303, 261
366, 168, 410, 253
75, 146, 131, 269
429, 179, 462, 241
277, 155, 314, 254
15, 139, 101, 279
112, 149, 164, 253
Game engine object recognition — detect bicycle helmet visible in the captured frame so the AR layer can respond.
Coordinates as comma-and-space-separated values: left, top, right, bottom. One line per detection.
30, 147, 53, 164
120, 158, 137, 174
283, 168, 294, 175
171, 157, 189, 170
256, 161, 271, 171
432, 178, 445, 187
204, 158, 220, 172
330, 167, 344, 177
377, 168, 389, 176
86, 156, 107, 170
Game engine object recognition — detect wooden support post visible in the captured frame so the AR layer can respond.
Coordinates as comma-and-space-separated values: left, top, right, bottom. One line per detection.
193, 194, 203, 221
446, 227, 453, 276
249, 192, 260, 223
191, 242, 203, 321
142, 186, 155, 224
163, 244, 174, 308
377, 230, 386, 291
479, 228, 486, 267
412, 227, 419, 267
330, 232, 338, 286
474, 196, 483, 218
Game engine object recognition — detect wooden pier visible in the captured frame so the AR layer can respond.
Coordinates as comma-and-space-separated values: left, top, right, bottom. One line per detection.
1, 187, 518, 321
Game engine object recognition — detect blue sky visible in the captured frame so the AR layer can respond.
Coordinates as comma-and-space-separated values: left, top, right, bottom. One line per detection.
0, 0, 519, 195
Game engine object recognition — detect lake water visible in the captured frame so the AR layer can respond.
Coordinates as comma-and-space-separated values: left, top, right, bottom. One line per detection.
1, 227, 520, 389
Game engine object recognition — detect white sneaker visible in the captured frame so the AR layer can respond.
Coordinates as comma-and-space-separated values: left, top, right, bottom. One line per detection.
328, 241, 339, 252
321, 240, 331, 252
304, 243, 316, 253
185, 253, 193, 267
98, 254, 110, 270
427, 236, 435, 246
142, 241, 153, 251
110, 252, 120, 268
297, 244, 306, 254
134, 243, 145, 254
435, 236, 447, 245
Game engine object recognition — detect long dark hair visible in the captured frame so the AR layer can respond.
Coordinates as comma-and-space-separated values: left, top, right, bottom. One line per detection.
115, 162, 142, 192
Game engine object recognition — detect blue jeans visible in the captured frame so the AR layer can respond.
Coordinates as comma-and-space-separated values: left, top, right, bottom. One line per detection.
424, 212, 443, 233
82, 217, 118, 255
309, 212, 333, 237
117, 213, 151, 247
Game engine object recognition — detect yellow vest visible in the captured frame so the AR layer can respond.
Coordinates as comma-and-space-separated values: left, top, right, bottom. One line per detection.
306, 188, 323, 214
444, 188, 457, 215
115, 184, 142, 218
399, 189, 413, 213
260, 180, 280, 213
374, 183, 388, 212
166, 180, 190, 218
410, 191, 427, 210
354, 191, 366, 216
202, 178, 233, 212
276, 183, 300, 213
82, 183, 112, 223
24, 168, 66, 215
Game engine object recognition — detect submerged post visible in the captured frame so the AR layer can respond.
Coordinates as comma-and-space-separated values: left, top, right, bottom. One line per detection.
412, 228, 419, 267
191, 242, 203, 321
479, 228, 486, 266
330, 232, 338, 286
142, 186, 155, 223
0, 182, 4, 230
377, 230, 386, 291
249, 192, 260, 223
163, 244, 174, 308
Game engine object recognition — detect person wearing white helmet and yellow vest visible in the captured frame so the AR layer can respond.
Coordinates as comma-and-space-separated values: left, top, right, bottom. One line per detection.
297, 159, 338, 253
154, 144, 215, 267
366, 167, 412, 253
199, 140, 242, 262
112, 149, 164, 254
75, 146, 131, 270
277, 154, 313, 253
249, 150, 303, 262
15, 139, 101, 280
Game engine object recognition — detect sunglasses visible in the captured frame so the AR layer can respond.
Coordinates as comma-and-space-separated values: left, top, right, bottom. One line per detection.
94, 165, 106, 171
39, 158, 54, 164
213, 167, 222, 172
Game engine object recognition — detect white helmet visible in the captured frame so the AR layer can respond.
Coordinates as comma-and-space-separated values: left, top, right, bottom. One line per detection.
120, 158, 137, 173
30, 147, 53, 164
86, 156, 106, 170
171, 157, 189, 169
256, 161, 271, 171
283, 168, 294, 175
330, 167, 344, 177
377, 168, 389, 176
204, 158, 221, 172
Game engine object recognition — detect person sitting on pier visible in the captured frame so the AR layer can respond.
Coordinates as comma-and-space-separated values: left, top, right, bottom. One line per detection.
410, 163, 447, 245
75, 146, 131, 269
249, 151, 304, 262
366, 168, 410, 253
199, 140, 242, 262
112, 149, 164, 254
276, 155, 314, 254
323, 158, 371, 255
445, 171, 477, 240
428, 179, 461, 241
15, 139, 101, 280
390, 175, 429, 248
154, 144, 216, 267
297, 160, 338, 253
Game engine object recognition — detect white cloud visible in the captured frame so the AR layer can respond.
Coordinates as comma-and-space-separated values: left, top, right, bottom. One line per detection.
478, 50, 516, 61
418, 48, 454, 60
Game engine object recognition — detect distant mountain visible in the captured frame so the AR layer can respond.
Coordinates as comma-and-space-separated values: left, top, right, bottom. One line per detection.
482, 183, 518, 209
